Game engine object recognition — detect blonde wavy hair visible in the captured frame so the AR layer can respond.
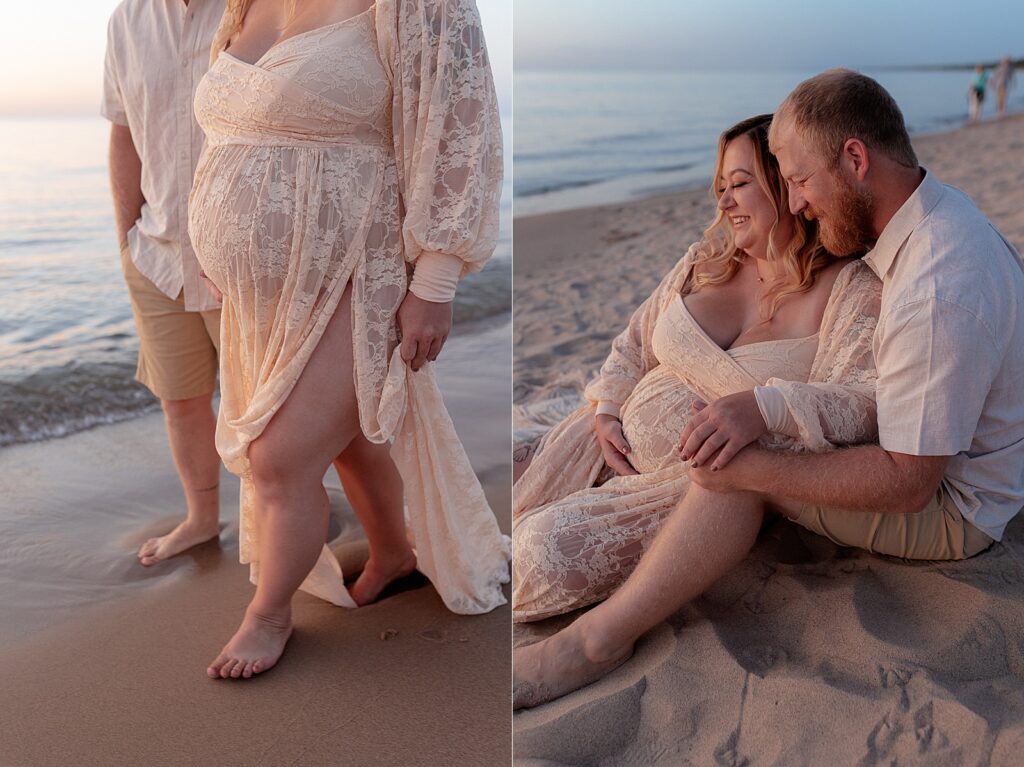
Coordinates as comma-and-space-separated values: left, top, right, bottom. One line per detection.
210, 0, 301, 66
691, 114, 835, 320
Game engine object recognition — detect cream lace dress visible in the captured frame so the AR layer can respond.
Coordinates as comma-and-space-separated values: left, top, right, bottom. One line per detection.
187, 0, 509, 614
513, 248, 882, 622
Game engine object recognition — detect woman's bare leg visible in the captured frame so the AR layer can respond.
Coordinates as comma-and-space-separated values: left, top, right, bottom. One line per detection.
208, 286, 362, 679
513, 483, 764, 707
332, 436, 416, 605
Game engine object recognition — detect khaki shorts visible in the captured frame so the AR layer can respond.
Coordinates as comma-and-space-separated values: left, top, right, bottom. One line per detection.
794, 484, 994, 561
120, 244, 220, 401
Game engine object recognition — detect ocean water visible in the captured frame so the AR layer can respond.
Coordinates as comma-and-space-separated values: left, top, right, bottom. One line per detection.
514, 68, 1024, 216
0, 116, 512, 447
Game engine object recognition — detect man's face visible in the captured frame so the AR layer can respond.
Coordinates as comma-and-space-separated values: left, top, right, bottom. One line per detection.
773, 121, 875, 256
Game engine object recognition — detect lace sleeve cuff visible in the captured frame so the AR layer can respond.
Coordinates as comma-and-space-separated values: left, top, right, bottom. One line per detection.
754, 386, 799, 437
409, 251, 464, 303
596, 401, 622, 419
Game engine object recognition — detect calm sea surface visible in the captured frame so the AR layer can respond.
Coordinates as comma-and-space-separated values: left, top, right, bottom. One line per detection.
0, 116, 511, 446
515, 68, 1024, 215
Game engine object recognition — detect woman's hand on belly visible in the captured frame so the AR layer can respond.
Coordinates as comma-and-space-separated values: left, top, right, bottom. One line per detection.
678, 391, 768, 471
397, 292, 453, 371
595, 414, 639, 476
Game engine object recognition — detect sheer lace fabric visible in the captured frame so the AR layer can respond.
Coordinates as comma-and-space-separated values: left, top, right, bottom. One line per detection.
188, 0, 509, 614
512, 249, 882, 621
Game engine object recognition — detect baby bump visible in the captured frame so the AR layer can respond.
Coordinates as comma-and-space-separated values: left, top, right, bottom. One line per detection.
188, 143, 385, 294
619, 366, 703, 474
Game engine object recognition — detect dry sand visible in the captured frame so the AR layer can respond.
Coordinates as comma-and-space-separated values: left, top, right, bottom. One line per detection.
0, 317, 511, 767
513, 115, 1024, 765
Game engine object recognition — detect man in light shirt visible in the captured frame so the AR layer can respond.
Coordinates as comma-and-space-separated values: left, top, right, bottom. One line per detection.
513, 69, 1024, 708
103, 0, 226, 565
683, 69, 1024, 557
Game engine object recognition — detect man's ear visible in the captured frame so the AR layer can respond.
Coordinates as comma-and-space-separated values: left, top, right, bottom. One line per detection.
840, 138, 870, 182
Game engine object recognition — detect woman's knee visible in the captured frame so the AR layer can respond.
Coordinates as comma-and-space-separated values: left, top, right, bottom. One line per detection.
248, 432, 316, 497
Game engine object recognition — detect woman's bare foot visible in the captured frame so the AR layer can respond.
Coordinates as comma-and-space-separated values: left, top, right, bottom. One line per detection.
137, 519, 220, 566
207, 606, 293, 679
512, 618, 634, 709
349, 549, 417, 606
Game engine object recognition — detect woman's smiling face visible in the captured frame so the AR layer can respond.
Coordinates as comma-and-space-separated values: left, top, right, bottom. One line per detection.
716, 134, 784, 259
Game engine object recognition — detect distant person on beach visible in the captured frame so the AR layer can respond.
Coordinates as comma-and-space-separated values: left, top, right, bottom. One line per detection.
969, 64, 988, 122
103, 0, 227, 566
993, 56, 1017, 118
188, 0, 508, 679
514, 69, 1024, 709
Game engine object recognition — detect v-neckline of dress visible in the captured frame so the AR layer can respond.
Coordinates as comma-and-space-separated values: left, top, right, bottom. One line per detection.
673, 293, 818, 356
223, 4, 375, 67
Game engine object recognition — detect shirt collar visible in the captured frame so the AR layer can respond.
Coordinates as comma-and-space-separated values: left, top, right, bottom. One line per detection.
863, 168, 944, 280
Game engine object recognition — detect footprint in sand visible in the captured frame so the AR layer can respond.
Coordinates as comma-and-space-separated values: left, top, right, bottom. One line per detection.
713, 728, 750, 767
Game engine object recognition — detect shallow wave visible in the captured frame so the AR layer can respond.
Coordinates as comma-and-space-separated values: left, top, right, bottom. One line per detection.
0, 269, 510, 448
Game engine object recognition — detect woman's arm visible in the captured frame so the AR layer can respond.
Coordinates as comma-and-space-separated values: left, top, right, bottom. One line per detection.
678, 260, 882, 469
379, 0, 503, 369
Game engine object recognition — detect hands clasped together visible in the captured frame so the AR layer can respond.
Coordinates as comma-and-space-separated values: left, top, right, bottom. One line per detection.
596, 389, 769, 481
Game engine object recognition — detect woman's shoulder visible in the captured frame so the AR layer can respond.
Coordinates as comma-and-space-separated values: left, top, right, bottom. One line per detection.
820, 258, 882, 317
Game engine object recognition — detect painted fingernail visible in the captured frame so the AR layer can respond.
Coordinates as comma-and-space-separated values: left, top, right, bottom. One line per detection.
711, 466, 719, 472
691, 461, 700, 468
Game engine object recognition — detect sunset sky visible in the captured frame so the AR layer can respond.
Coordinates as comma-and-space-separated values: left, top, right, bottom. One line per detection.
516, 0, 1023, 71
0, 0, 513, 117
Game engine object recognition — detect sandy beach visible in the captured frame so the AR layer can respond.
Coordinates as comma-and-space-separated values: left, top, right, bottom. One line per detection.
513, 114, 1024, 765
0, 317, 511, 766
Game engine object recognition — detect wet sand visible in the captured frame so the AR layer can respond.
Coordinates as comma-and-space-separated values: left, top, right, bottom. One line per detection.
0, 317, 511, 767
513, 114, 1024, 765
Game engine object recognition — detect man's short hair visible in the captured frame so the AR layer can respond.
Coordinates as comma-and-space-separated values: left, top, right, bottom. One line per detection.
770, 68, 918, 170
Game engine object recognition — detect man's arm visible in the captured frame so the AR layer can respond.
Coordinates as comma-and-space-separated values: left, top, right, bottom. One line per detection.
108, 123, 144, 250
690, 444, 950, 516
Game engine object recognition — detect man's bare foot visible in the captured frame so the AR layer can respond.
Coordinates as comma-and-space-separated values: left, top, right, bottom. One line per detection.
349, 549, 417, 606
512, 619, 634, 709
137, 519, 220, 566
207, 606, 293, 679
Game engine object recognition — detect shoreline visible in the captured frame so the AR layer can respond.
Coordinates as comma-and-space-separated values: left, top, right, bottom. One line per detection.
0, 317, 511, 764
513, 111, 1024, 225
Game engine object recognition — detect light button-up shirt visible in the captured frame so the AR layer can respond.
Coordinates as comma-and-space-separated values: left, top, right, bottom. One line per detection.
102, 0, 225, 312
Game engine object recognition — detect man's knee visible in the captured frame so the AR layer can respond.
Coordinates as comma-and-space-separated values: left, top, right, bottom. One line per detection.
161, 393, 213, 421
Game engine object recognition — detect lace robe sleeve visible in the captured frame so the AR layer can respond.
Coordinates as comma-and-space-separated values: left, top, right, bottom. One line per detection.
765, 259, 882, 451
583, 243, 700, 410
376, 0, 503, 303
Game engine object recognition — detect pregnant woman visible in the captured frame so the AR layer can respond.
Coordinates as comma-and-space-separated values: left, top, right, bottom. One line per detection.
188, 0, 509, 679
513, 114, 882, 705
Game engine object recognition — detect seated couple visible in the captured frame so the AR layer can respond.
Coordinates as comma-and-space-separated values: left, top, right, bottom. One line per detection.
512, 69, 1024, 708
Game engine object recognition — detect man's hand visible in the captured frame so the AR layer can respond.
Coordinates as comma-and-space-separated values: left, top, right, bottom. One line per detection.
199, 271, 223, 305
678, 390, 768, 471
397, 292, 452, 371
595, 413, 638, 476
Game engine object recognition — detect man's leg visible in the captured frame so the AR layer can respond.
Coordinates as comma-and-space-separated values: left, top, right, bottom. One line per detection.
121, 246, 222, 565
513, 483, 764, 708
138, 392, 221, 565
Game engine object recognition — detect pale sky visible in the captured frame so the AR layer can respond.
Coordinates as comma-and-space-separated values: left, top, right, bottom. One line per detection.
516, 0, 1024, 71
0, 0, 512, 117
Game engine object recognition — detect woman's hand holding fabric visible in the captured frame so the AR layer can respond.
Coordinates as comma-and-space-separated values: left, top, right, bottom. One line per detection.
678, 391, 768, 471
397, 292, 452, 371
595, 413, 638, 476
